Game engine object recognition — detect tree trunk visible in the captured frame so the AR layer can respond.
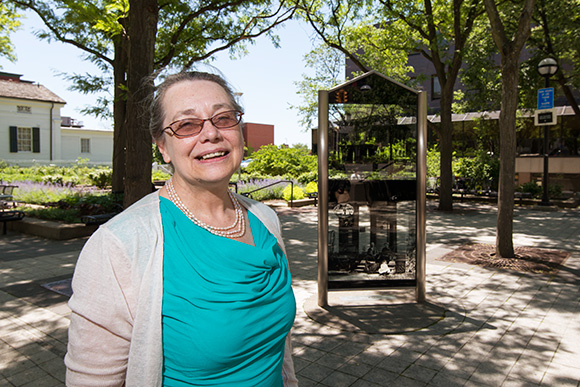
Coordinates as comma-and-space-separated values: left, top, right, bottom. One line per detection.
557, 72, 580, 117
438, 89, 454, 211
124, 0, 158, 207
495, 55, 519, 258
111, 21, 128, 195
483, 0, 535, 258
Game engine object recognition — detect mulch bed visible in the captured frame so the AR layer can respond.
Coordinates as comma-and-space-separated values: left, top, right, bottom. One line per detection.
436, 244, 570, 274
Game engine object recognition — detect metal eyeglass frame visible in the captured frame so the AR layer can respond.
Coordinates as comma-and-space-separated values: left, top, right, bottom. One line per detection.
163, 110, 244, 138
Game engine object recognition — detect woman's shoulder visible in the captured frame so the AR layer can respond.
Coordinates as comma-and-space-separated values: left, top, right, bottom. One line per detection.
81, 192, 162, 261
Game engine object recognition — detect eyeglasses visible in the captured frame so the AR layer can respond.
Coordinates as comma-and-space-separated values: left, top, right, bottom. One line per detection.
163, 110, 243, 138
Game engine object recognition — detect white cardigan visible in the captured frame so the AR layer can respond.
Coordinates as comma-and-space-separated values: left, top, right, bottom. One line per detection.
65, 191, 298, 386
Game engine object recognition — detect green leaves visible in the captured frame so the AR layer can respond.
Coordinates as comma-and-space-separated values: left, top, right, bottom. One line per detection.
245, 144, 318, 178
0, 3, 22, 63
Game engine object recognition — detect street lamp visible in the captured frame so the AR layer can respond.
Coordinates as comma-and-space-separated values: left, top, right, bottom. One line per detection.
537, 58, 559, 85
536, 57, 559, 206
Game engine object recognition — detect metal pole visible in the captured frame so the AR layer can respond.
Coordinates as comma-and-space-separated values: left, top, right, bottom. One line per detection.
317, 90, 330, 307
416, 91, 427, 303
541, 76, 550, 206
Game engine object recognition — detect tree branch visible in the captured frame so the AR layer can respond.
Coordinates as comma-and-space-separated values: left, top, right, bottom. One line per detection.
300, 0, 369, 73
11, 0, 115, 66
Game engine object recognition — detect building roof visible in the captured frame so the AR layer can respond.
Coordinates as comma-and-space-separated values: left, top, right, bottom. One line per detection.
0, 78, 66, 104
426, 106, 577, 123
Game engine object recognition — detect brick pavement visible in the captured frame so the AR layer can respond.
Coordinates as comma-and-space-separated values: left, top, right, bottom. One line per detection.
0, 202, 578, 386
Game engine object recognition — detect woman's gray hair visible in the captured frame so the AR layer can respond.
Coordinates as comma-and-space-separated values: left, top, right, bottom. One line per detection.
149, 71, 243, 141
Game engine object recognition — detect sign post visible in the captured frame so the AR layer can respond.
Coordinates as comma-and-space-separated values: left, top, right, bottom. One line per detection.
535, 88, 555, 205
537, 87, 554, 110
534, 109, 556, 126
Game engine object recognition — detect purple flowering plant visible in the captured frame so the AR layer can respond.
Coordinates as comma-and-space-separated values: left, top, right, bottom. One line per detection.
236, 178, 294, 201
11, 181, 120, 222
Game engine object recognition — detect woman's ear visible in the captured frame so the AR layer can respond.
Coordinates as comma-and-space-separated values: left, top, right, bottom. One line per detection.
155, 138, 171, 164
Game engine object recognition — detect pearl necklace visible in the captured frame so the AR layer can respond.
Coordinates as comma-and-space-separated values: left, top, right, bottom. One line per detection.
165, 179, 245, 238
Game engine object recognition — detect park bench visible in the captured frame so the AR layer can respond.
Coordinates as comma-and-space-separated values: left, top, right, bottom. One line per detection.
81, 213, 119, 226
0, 184, 18, 208
305, 191, 318, 206
80, 202, 124, 226
1, 210, 25, 235
514, 191, 533, 205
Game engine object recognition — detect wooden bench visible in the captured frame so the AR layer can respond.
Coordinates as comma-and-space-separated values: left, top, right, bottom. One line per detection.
1, 210, 25, 235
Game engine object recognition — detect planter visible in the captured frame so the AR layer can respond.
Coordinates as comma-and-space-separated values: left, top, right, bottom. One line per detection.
7, 217, 98, 240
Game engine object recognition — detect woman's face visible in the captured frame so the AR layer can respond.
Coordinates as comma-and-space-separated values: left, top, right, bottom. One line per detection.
157, 79, 244, 189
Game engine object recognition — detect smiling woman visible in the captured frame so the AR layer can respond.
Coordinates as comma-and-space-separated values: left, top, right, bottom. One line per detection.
65, 71, 298, 386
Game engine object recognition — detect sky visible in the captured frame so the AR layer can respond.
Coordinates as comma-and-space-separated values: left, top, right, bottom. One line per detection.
0, 11, 318, 147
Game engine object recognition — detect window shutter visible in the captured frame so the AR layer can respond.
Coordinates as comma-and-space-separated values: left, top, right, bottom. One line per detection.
33, 127, 40, 153
9, 126, 18, 153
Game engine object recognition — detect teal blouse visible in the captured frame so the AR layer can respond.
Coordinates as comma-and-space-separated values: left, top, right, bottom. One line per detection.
160, 197, 296, 386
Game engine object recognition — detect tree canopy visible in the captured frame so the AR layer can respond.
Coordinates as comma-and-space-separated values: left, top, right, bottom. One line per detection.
10, 0, 295, 205
295, 0, 485, 211
0, 3, 21, 63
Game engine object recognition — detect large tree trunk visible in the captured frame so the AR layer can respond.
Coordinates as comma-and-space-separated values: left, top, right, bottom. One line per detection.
483, 0, 536, 258
438, 90, 454, 211
111, 21, 128, 195
124, 0, 158, 207
495, 55, 519, 258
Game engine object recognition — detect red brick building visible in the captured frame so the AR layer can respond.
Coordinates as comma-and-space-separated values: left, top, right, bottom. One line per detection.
242, 122, 274, 155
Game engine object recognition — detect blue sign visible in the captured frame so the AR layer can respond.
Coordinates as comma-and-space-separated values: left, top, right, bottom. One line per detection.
538, 87, 554, 110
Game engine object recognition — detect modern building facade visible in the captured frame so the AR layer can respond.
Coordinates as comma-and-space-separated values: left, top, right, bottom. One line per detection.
338, 51, 580, 192
242, 122, 274, 155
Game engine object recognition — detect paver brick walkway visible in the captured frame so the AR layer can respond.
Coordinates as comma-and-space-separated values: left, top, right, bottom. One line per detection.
0, 202, 578, 386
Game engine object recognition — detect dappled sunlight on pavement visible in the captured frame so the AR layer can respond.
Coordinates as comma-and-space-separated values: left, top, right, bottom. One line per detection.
0, 201, 578, 386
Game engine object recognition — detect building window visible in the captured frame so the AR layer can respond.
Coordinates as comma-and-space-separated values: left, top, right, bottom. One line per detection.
81, 138, 91, 153
9, 126, 40, 153
17, 127, 33, 152
17, 105, 31, 113
431, 75, 441, 100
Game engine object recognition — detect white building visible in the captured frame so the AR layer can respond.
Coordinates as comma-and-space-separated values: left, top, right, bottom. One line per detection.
0, 72, 113, 166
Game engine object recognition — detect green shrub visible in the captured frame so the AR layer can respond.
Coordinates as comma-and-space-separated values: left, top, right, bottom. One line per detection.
304, 181, 318, 193
236, 178, 287, 201
329, 169, 348, 179
14, 181, 80, 204
246, 144, 317, 178
519, 181, 563, 199
454, 151, 499, 191
19, 207, 82, 223
152, 170, 172, 182
548, 184, 562, 199
427, 146, 441, 178
517, 181, 542, 197
282, 185, 305, 201
14, 181, 122, 223
297, 171, 318, 184
87, 168, 113, 188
